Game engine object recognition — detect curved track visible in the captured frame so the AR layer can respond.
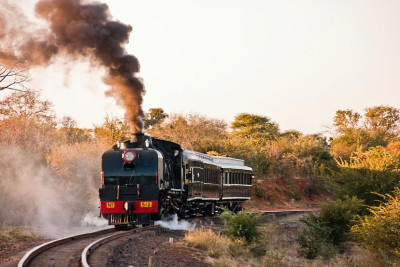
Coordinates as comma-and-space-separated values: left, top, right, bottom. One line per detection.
17, 210, 313, 266
18, 228, 115, 267
17, 226, 160, 267
82, 225, 160, 267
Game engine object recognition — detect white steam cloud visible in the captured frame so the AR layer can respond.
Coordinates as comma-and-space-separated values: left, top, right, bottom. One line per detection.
0, 145, 109, 237
81, 212, 108, 227
155, 214, 196, 231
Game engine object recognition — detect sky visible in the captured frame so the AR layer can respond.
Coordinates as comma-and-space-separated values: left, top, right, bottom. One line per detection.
15, 0, 400, 134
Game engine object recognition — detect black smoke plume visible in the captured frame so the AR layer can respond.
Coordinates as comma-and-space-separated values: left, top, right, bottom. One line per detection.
0, 0, 145, 133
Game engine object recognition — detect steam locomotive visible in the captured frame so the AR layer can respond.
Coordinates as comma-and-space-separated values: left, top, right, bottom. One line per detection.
99, 133, 253, 227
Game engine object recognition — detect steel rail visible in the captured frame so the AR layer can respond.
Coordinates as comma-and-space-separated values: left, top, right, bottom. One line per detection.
81, 225, 160, 267
17, 228, 115, 267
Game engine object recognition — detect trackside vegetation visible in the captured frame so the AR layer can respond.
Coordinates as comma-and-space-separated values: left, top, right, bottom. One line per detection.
1, 91, 400, 265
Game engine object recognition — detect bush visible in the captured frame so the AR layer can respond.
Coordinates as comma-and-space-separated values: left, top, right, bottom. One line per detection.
297, 197, 363, 259
333, 147, 400, 206
333, 168, 400, 207
221, 210, 261, 243
286, 184, 301, 201
297, 214, 337, 259
318, 196, 364, 244
253, 183, 265, 199
351, 189, 400, 258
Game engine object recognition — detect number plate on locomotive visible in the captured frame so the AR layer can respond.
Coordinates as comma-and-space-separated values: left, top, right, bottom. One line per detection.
140, 202, 152, 208
106, 202, 115, 208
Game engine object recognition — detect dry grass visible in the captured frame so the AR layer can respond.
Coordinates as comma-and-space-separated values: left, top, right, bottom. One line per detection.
184, 227, 232, 258
0, 227, 43, 243
183, 222, 385, 267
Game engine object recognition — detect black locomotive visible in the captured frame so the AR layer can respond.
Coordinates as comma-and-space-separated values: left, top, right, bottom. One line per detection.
99, 133, 253, 227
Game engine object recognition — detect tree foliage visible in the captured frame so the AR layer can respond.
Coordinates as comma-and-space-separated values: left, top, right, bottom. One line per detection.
332, 147, 400, 207
143, 108, 168, 130
148, 113, 227, 150
231, 113, 279, 140
0, 90, 57, 154
331, 106, 400, 158
221, 210, 261, 243
0, 90, 55, 123
364, 106, 400, 134
333, 109, 361, 133
57, 116, 91, 144
351, 189, 400, 259
94, 115, 130, 145
297, 197, 363, 259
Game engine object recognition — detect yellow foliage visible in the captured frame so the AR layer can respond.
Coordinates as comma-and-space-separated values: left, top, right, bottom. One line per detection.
335, 146, 400, 171
351, 189, 400, 258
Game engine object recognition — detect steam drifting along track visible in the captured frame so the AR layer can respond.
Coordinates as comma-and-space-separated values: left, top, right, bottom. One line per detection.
18, 226, 160, 267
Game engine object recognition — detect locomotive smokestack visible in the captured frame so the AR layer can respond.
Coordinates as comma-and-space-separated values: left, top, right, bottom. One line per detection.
130, 132, 145, 143
130, 133, 138, 143
0, 0, 145, 132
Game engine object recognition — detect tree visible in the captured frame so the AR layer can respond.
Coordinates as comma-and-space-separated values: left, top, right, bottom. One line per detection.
57, 116, 91, 144
0, 63, 29, 92
148, 113, 227, 151
0, 90, 57, 153
331, 106, 400, 158
333, 109, 361, 134
94, 115, 130, 145
364, 106, 400, 134
231, 113, 279, 140
143, 108, 168, 130
0, 90, 55, 123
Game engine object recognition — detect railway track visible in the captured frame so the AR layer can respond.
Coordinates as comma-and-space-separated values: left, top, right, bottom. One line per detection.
15, 210, 314, 267
17, 225, 160, 267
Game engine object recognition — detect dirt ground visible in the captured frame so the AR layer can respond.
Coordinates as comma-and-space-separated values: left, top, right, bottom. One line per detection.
0, 240, 49, 266
107, 229, 208, 267
244, 176, 328, 212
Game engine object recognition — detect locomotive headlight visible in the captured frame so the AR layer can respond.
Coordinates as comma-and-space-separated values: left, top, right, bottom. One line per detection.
122, 150, 137, 163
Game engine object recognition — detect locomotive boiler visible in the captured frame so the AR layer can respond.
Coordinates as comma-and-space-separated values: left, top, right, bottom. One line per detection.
99, 133, 253, 227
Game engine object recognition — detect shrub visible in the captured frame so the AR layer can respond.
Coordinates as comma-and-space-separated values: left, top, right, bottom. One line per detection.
351, 189, 400, 258
286, 184, 301, 201
297, 197, 363, 259
253, 183, 265, 199
221, 210, 261, 243
297, 214, 337, 259
333, 147, 400, 206
332, 167, 400, 207
318, 196, 364, 244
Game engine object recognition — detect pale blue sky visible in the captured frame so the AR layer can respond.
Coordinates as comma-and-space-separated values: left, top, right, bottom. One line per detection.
25, 0, 400, 134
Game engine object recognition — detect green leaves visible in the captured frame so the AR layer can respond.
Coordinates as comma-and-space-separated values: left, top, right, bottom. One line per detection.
231, 113, 279, 140
221, 210, 261, 243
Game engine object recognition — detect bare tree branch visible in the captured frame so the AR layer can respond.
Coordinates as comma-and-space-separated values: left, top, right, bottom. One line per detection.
0, 63, 30, 92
